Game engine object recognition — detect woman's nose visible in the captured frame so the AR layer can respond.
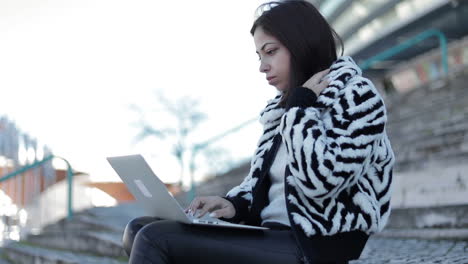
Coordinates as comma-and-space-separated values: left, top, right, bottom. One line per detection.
259, 60, 270, 73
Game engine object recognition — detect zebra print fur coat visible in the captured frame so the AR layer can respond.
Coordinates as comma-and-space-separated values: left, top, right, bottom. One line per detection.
225, 56, 395, 238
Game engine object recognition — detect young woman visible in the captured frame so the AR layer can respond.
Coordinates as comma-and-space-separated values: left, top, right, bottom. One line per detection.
123, 1, 395, 263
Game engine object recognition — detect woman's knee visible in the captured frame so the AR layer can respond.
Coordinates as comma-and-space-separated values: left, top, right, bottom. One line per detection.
131, 220, 188, 249
122, 216, 162, 256
129, 221, 184, 263
133, 220, 185, 241
130, 220, 188, 259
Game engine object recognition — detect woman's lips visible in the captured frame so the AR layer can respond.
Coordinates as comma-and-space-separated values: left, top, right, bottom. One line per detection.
267, 77, 277, 85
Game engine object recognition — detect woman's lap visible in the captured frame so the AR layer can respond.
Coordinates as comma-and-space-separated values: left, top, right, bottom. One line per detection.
127, 217, 300, 264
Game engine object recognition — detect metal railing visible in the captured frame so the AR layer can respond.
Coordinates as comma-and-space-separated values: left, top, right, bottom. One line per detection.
359, 29, 449, 75
0, 155, 75, 220
187, 118, 257, 201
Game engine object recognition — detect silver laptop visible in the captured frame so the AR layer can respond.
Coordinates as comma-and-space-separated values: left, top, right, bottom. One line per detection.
106, 154, 268, 230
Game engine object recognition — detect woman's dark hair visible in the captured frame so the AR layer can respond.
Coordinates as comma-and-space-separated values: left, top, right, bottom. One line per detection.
251, 0, 343, 106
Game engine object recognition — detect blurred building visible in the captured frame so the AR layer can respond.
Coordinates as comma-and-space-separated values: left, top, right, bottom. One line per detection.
0, 116, 90, 242
312, 0, 468, 92
0, 117, 57, 206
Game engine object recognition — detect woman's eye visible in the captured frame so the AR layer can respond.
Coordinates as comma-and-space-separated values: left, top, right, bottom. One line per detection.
257, 48, 277, 60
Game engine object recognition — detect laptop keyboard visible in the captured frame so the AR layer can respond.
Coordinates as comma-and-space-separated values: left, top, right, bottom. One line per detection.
187, 212, 221, 224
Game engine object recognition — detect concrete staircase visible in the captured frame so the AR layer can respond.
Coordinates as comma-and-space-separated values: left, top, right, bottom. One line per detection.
386, 69, 468, 172
0, 203, 144, 264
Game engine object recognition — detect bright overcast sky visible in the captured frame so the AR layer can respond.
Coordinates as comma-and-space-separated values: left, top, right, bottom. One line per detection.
0, 0, 276, 184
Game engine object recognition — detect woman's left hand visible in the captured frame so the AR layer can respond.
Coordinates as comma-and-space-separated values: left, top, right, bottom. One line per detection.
302, 69, 330, 95
185, 196, 235, 219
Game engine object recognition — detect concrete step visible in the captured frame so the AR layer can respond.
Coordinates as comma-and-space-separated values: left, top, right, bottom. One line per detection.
0, 248, 13, 264
392, 139, 468, 171
389, 101, 468, 133
396, 152, 468, 172
82, 204, 144, 221
387, 73, 468, 112
43, 204, 143, 234
387, 204, 468, 229
389, 95, 468, 124
388, 118, 468, 165
0, 256, 12, 264
26, 230, 126, 258
376, 228, 468, 241
390, 108, 468, 134
389, 112, 468, 140
42, 214, 124, 234
387, 75, 468, 126
389, 94, 463, 120
389, 90, 468, 119
3, 242, 127, 264
391, 121, 467, 146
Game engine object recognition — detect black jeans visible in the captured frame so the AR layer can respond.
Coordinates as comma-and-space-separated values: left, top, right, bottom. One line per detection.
123, 217, 349, 264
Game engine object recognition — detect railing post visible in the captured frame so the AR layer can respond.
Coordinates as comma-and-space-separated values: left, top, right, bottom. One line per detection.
435, 30, 449, 75
67, 164, 73, 219
53, 156, 74, 220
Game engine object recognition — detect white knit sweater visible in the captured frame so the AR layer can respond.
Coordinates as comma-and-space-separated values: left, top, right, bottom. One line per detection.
260, 141, 291, 227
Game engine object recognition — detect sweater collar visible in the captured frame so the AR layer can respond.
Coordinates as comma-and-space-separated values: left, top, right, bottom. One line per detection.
259, 93, 285, 126
259, 56, 362, 125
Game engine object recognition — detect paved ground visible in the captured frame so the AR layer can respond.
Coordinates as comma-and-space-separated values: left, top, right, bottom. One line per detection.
351, 237, 468, 264
86, 204, 468, 263
40, 204, 467, 264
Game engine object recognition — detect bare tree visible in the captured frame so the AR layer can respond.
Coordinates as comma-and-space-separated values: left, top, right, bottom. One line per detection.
131, 91, 207, 187
131, 91, 255, 201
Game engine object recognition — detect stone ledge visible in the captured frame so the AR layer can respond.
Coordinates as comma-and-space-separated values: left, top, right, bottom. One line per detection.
43, 214, 124, 233
26, 231, 125, 258
387, 204, 468, 229
377, 228, 468, 241
0, 256, 12, 264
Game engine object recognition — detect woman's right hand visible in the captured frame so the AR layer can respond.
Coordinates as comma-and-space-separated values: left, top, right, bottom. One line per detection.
302, 68, 330, 95
185, 196, 236, 219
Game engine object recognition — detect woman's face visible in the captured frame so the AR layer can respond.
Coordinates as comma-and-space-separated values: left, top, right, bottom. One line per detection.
253, 26, 291, 92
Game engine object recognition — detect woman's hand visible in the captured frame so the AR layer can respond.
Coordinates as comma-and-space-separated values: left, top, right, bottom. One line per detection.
185, 196, 236, 219
302, 69, 330, 95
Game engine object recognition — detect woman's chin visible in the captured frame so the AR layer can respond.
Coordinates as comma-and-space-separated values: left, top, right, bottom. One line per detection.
275, 86, 288, 92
